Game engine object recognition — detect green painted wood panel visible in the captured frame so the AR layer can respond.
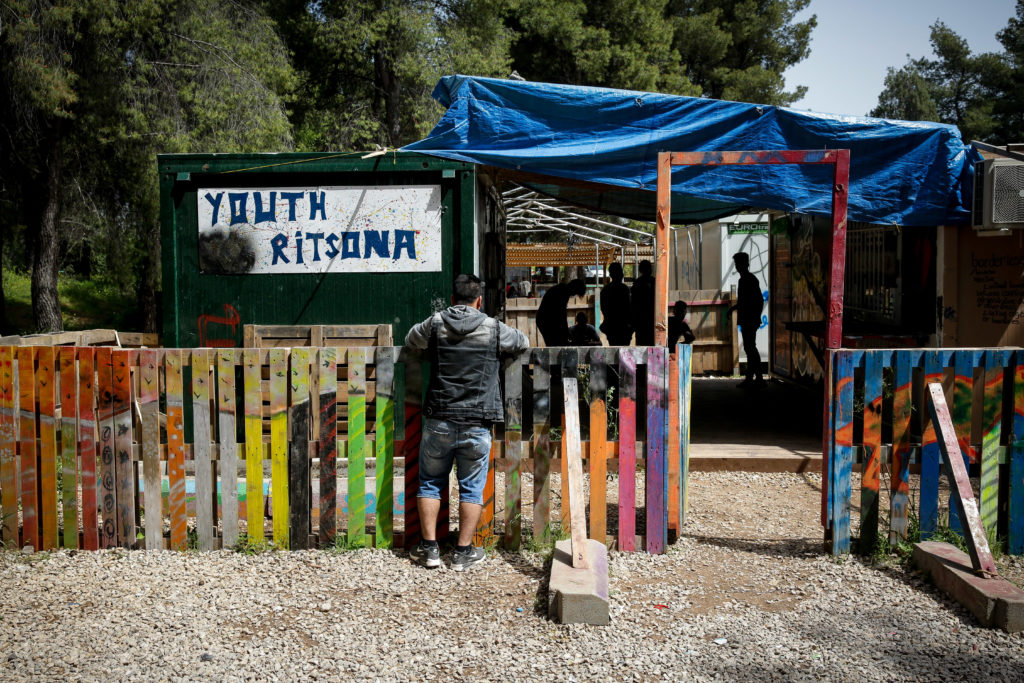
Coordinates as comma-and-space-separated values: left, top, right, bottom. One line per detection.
158, 152, 479, 348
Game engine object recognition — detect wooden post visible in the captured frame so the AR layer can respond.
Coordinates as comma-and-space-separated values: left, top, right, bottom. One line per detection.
561, 349, 588, 568
926, 383, 998, 576
655, 152, 671, 346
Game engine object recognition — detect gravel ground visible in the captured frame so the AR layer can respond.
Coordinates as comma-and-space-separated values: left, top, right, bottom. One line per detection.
2, 471, 1023, 682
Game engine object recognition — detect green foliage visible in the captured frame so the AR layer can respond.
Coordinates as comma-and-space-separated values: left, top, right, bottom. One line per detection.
671, 0, 817, 105
231, 536, 281, 555
2, 269, 137, 334
871, 5, 1024, 143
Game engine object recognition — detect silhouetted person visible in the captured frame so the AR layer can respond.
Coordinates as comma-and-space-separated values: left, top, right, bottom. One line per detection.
600, 262, 632, 346
569, 311, 602, 346
537, 278, 587, 346
631, 260, 655, 346
728, 252, 765, 387
667, 300, 695, 350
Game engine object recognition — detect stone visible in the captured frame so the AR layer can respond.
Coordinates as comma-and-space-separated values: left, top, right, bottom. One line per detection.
912, 541, 1024, 633
548, 538, 609, 625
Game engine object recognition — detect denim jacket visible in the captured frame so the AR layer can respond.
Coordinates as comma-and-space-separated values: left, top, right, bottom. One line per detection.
405, 305, 529, 422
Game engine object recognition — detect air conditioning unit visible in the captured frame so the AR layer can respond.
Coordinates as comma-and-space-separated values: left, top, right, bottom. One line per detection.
973, 157, 1024, 229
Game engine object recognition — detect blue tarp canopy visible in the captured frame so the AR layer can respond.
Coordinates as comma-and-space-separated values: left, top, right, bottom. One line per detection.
403, 76, 978, 226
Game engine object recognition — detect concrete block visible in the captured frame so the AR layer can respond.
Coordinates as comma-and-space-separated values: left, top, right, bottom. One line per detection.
548, 538, 609, 625
912, 541, 1024, 633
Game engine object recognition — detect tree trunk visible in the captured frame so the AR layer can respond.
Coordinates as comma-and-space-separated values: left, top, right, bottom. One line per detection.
31, 128, 64, 333
137, 219, 160, 333
373, 38, 401, 146
0, 227, 7, 335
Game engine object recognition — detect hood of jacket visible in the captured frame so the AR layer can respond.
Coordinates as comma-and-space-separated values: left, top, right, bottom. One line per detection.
439, 305, 487, 336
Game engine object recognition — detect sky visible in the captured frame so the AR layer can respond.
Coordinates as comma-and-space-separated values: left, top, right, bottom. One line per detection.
785, 0, 1018, 117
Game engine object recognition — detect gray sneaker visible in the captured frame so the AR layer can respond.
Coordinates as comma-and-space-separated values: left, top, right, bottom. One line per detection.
410, 542, 441, 568
451, 546, 486, 572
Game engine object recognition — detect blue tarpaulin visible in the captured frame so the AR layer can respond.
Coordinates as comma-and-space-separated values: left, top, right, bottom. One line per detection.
403, 76, 979, 226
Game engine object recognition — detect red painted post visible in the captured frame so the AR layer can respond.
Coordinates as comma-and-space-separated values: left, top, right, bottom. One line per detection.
658, 149, 851, 534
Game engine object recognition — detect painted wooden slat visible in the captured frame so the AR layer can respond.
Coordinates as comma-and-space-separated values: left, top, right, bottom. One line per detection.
165, 350, 187, 550
531, 349, 552, 540
112, 350, 135, 547
347, 348, 367, 548
242, 349, 264, 542
560, 410, 570, 532
37, 347, 59, 550
502, 355, 524, 549
140, 349, 162, 550
831, 350, 855, 555
192, 349, 215, 551
95, 347, 116, 549
667, 347, 680, 533
919, 350, 944, 539
269, 348, 289, 548
289, 348, 311, 550
77, 349, 99, 551
679, 344, 693, 525
59, 348, 78, 548
949, 350, 980, 536
561, 360, 588, 568
318, 347, 338, 546
927, 383, 998, 575
980, 349, 1010, 536
18, 347, 39, 549
217, 350, 239, 548
889, 350, 914, 544
0, 347, 17, 545
375, 347, 396, 549
1010, 350, 1024, 555
645, 346, 668, 554
588, 349, 608, 543
859, 351, 883, 553
618, 347, 639, 552
400, 353, 425, 548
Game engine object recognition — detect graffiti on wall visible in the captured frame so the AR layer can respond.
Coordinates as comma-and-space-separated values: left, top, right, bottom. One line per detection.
790, 217, 825, 381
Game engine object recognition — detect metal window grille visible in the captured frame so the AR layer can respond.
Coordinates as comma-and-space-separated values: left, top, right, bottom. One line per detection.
845, 222, 899, 324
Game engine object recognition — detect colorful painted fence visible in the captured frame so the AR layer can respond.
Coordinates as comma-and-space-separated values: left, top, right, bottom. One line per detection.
0, 345, 692, 553
826, 348, 1024, 556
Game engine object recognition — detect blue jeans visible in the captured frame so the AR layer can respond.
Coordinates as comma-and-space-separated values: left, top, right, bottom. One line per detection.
417, 418, 491, 505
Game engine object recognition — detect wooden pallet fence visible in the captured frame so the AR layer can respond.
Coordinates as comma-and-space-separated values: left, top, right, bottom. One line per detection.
0, 344, 692, 554
826, 348, 1024, 556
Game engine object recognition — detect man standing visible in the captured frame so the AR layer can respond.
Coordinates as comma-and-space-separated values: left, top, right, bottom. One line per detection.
599, 262, 632, 346
631, 260, 655, 346
728, 252, 765, 387
536, 278, 586, 346
405, 274, 528, 570
518, 276, 532, 298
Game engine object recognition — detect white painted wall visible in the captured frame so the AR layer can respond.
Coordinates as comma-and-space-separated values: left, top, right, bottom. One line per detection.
719, 214, 771, 366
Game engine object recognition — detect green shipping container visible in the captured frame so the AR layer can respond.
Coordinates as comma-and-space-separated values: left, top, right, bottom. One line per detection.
158, 152, 504, 347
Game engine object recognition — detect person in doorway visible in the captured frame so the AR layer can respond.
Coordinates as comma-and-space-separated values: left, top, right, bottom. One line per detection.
600, 262, 633, 346
518, 276, 532, 298
631, 260, 656, 346
727, 252, 765, 387
667, 300, 696, 350
404, 274, 529, 570
569, 311, 602, 346
536, 278, 587, 346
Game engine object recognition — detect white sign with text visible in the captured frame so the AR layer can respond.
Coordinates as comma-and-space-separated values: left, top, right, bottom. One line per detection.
196, 185, 443, 274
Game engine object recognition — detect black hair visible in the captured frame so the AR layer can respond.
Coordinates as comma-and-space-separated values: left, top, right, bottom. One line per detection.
452, 273, 483, 304
609, 262, 623, 279
639, 259, 652, 275
733, 252, 749, 266
575, 311, 589, 324
569, 278, 587, 296
673, 300, 688, 313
